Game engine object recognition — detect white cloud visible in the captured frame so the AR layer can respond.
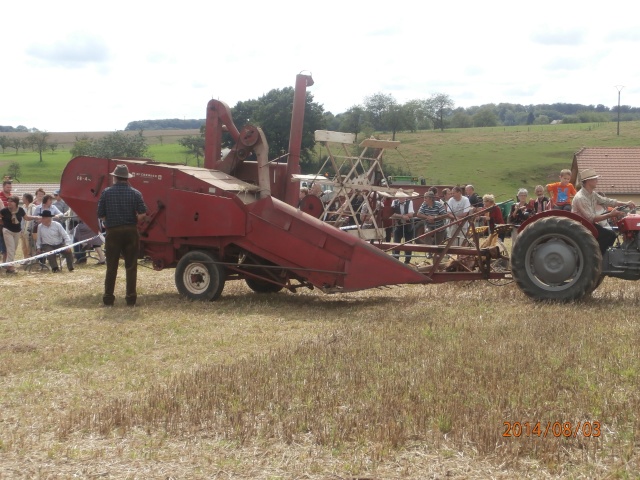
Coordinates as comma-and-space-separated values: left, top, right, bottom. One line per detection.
1, 0, 639, 131
26, 32, 111, 68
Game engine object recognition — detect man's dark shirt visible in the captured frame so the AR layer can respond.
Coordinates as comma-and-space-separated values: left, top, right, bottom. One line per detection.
97, 182, 147, 228
467, 192, 483, 209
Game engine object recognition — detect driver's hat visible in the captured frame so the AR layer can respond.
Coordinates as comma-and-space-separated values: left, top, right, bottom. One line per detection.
579, 168, 601, 182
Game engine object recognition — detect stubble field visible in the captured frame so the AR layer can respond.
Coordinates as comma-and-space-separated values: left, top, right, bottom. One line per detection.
0, 253, 638, 479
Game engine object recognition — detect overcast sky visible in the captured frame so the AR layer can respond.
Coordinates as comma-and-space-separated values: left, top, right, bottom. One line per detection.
2, 0, 639, 132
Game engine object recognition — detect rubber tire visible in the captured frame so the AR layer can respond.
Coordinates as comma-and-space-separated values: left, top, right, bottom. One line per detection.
591, 274, 605, 293
511, 216, 602, 301
245, 278, 284, 294
175, 251, 225, 301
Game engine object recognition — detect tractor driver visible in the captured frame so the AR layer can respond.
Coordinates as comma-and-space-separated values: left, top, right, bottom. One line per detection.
572, 168, 636, 254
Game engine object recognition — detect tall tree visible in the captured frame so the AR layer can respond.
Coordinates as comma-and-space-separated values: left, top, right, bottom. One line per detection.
473, 107, 499, 127
9, 138, 22, 154
402, 99, 426, 132
426, 93, 454, 131
363, 92, 396, 131
340, 105, 366, 142
385, 101, 407, 140
26, 131, 51, 162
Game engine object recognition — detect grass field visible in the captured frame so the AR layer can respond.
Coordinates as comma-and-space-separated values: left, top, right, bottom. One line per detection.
0, 130, 200, 182
376, 121, 640, 201
1, 123, 639, 477
1, 252, 638, 478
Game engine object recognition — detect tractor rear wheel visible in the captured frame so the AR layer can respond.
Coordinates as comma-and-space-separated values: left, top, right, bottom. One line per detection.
511, 216, 602, 301
245, 278, 284, 294
175, 251, 225, 301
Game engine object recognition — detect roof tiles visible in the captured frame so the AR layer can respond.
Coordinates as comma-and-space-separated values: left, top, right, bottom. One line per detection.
573, 147, 640, 195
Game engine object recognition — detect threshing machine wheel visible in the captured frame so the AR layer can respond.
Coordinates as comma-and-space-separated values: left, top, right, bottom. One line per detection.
245, 278, 284, 294
511, 216, 602, 301
175, 251, 225, 301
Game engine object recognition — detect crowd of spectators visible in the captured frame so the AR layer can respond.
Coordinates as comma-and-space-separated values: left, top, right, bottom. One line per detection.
0, 180, 104, 274
300, 167, 605, 263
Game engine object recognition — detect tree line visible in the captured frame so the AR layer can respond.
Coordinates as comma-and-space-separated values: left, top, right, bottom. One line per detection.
5, 86, 640, 177
323, 96, 640, 137
0, 131, 58, 161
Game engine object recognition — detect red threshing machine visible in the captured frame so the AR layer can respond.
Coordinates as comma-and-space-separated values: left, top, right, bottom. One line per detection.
59, 74, 517, 301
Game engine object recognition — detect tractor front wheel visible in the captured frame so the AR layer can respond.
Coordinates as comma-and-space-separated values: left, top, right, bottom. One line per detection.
175, 251, 225, 301
511, 216, 602, 301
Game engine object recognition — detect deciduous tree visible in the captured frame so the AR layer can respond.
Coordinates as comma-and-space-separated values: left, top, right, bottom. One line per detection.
364, 92, 396, 131
9, 138, 22, 154
340, 105, 366, 142
7, 161, 21, 181
426, 93, 454, 131
179, 135, 205, 167
70, 131, 148, 159
26, 131, 51, 162
473, 107, 499, 127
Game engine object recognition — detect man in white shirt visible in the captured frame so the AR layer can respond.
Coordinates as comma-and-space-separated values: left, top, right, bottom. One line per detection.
572, 168, 635, 253
36, 210, 74, 273
447, 186, 471, 246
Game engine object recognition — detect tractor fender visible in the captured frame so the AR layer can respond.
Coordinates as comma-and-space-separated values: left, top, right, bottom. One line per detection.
518, 210, 598, 237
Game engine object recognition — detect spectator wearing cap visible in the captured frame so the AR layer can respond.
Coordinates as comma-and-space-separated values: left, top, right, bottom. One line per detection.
390, 189, 415, 264
35, 210, 74, 273
572, 168, 636, 253
417, 191, 447, 247
97, 164, 148, 307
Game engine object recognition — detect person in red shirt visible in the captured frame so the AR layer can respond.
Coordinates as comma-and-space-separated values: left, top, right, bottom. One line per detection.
0, 180, 11, 207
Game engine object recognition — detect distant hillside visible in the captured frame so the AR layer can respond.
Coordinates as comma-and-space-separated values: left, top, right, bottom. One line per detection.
125, 119, 205, 131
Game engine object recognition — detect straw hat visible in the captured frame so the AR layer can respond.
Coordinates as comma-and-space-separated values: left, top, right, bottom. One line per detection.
394, 188, 409, 198
579, 168, 600, 182
110, 164, 134, 179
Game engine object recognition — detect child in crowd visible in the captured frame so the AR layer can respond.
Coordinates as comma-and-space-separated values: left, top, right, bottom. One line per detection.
546, 169, 576, 211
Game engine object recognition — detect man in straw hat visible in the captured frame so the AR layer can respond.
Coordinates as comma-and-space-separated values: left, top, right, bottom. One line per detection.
390, 188, 415, 264
97, 164, 148, 307
572, 168, 636, 253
